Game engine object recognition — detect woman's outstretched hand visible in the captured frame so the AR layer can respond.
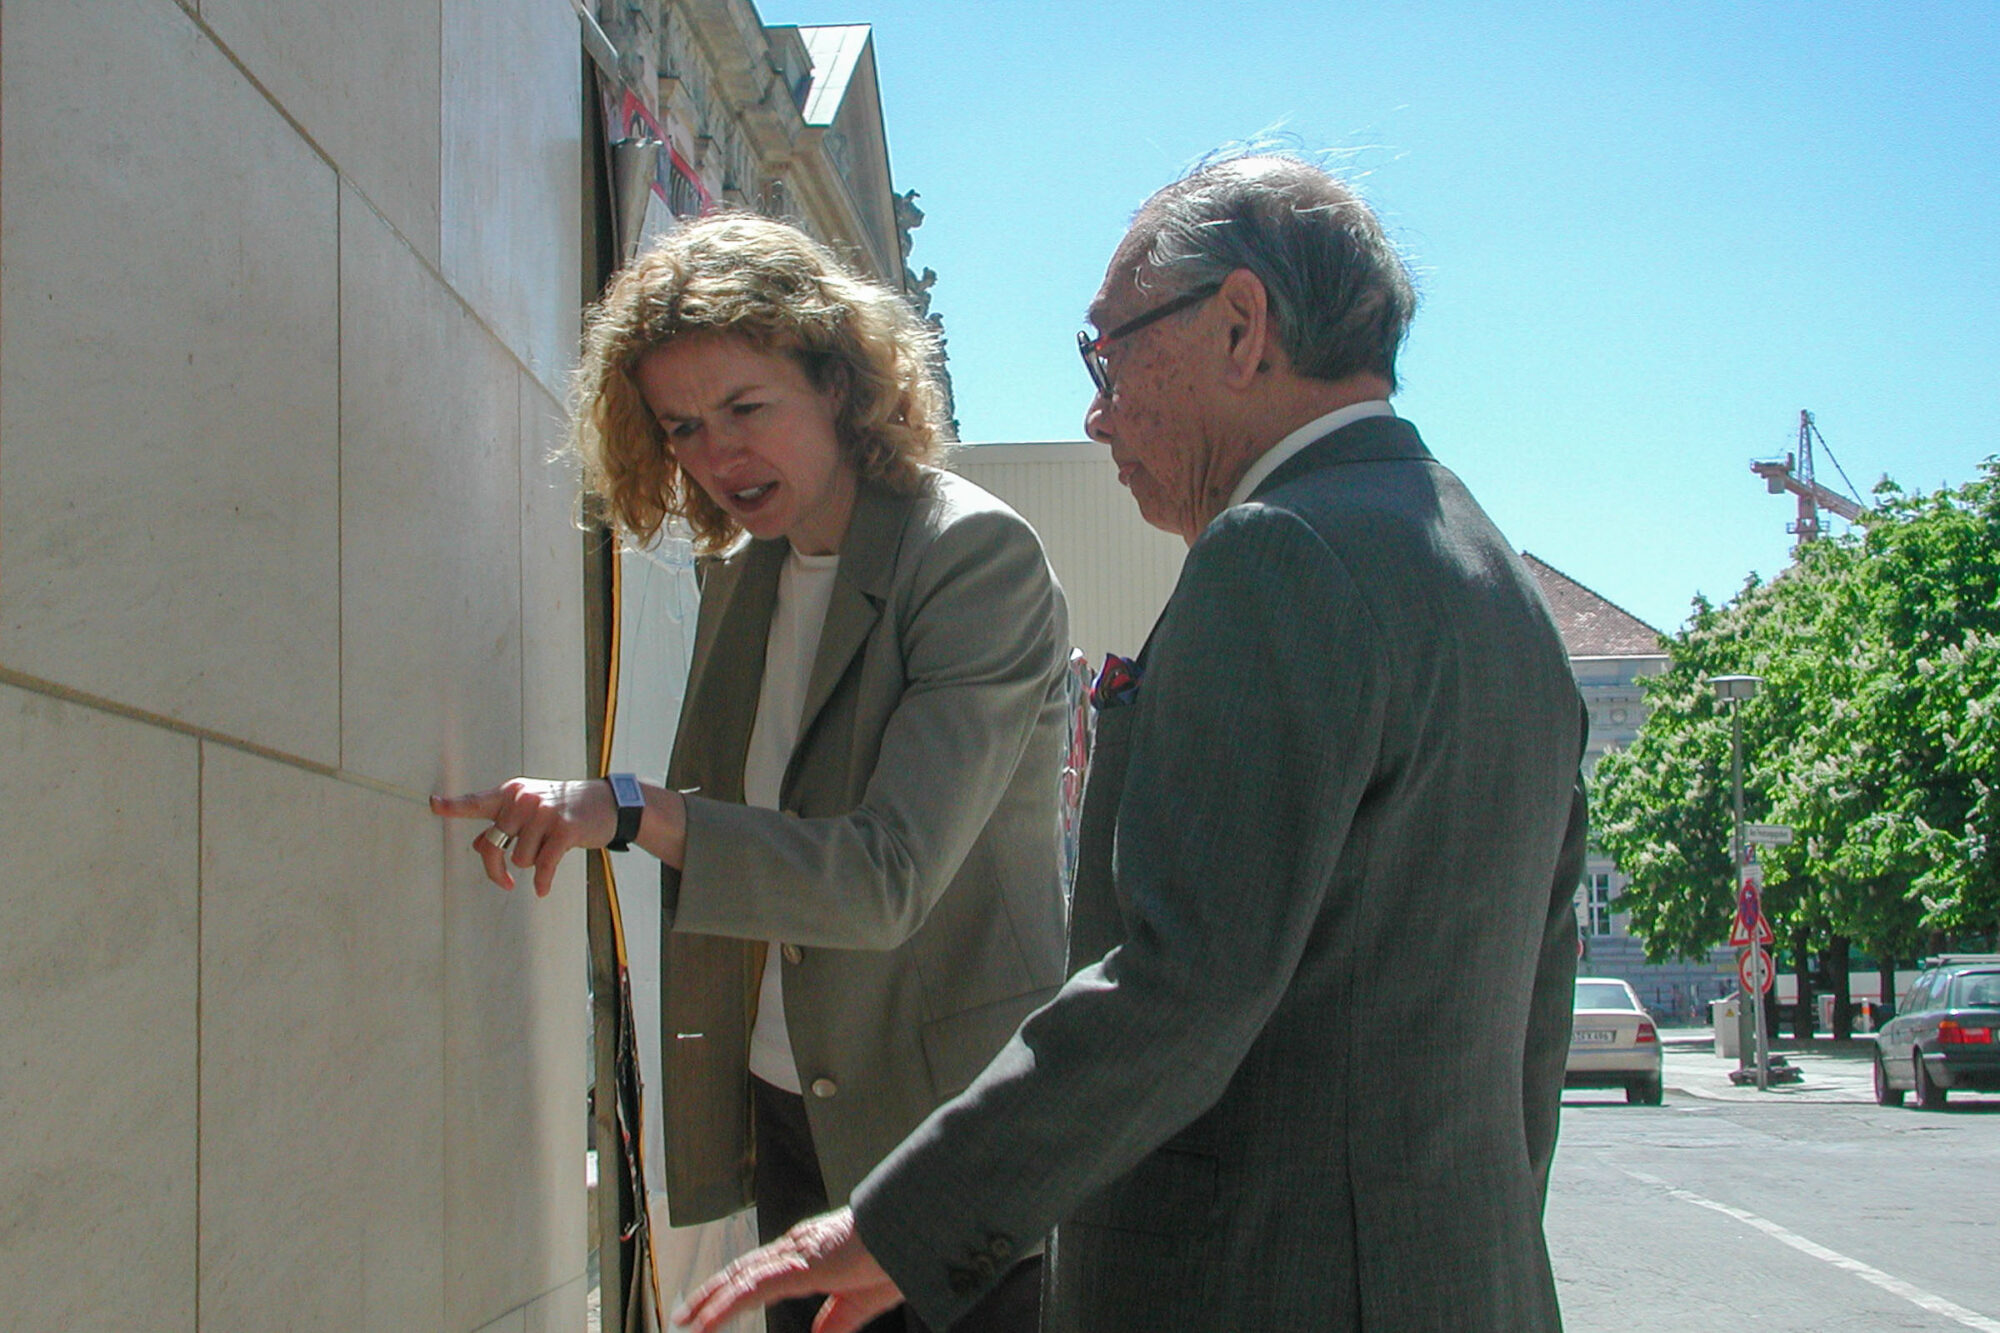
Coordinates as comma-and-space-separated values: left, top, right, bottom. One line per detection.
429, 778, 618, 896
432, 777, 690, 893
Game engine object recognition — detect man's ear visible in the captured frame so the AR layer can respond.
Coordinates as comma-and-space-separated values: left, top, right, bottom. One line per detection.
1215, 268, 1271, 391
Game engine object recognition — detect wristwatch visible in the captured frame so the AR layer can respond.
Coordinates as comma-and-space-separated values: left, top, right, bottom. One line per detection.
604, 773, 645, 852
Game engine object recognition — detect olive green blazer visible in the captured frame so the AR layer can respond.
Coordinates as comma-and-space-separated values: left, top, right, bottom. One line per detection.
653, 469, 1072, 1224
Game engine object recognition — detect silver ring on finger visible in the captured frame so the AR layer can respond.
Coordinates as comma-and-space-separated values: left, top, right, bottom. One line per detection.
484, 826, 517, 851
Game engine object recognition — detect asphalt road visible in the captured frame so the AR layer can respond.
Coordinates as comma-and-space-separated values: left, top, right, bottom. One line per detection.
1547, 1043, 2000, 1331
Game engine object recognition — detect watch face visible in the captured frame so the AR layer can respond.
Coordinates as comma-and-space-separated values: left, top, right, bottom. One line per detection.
609, 773, 643, 806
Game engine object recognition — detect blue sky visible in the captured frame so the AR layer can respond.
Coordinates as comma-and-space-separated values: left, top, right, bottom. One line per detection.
764, 2, 2000, 633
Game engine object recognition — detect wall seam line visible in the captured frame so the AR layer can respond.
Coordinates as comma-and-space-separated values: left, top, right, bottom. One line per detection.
336, 173, 345, 775
517, 371, 528, 772
194, 737, 205, 1330
0, 667, 436, 804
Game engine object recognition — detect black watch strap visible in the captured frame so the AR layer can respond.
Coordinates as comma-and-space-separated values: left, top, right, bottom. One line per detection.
605, 773, 644, 852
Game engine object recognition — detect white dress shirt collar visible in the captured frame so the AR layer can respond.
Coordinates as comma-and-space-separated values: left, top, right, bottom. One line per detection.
1227, 400, 1396, 510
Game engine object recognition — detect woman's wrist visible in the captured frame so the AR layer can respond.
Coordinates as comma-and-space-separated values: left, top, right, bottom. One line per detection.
635, 783, 689, 869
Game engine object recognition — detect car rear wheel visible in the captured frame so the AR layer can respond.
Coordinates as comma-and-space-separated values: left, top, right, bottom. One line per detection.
1914, 1052, 1948, 1111
1873, 1052, 1905, 1107
1627, 1074, 1663, 1106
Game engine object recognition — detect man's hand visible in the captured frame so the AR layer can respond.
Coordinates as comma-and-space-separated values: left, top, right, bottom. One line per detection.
673, 1208, 903, 1333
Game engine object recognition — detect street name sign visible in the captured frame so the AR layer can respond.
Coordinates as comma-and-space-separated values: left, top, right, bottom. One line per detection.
1746, 823, 1795, 845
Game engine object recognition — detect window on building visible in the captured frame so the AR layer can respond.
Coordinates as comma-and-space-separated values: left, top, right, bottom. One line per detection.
669, 162, 702, 219
1586, 872, 1615, 936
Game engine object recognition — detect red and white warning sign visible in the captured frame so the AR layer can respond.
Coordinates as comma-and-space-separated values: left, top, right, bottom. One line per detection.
1738, 945, 1774, 995
1729, 852, 1774, 947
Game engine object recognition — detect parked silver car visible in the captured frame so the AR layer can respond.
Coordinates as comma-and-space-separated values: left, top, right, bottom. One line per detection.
1872, 955, 2000, 1110
1566, 977, 1663, 1104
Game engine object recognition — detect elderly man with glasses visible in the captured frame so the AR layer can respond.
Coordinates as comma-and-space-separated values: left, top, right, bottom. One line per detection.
679, 151, 1589, 1333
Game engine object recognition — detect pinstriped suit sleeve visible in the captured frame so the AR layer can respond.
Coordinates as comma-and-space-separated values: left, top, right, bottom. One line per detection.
850, 504, 1386, 1326
1523, 705, 1589, 1200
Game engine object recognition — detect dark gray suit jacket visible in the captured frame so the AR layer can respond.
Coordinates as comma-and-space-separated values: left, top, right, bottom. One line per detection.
852, 417, 1587, 1330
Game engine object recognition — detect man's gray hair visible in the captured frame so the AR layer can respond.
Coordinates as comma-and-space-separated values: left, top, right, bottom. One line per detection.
1133, 152, 1417, 389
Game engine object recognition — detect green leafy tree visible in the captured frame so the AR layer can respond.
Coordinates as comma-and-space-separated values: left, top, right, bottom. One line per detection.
1591, 461, 2000, 1014
1757, 526, 1929, 974
1844, 465, 2000, 938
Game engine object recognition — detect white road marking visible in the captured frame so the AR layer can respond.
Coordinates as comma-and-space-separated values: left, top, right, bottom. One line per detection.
1621, 1168, 2000, 1332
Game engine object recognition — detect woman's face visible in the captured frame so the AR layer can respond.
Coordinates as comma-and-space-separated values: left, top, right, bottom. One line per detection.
634, 334, 856, 555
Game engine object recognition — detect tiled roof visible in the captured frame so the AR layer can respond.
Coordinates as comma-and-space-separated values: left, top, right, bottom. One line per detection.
1520, 553, 1665, 659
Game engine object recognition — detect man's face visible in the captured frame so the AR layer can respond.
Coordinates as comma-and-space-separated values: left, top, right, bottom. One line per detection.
1083, 243, 1221, 543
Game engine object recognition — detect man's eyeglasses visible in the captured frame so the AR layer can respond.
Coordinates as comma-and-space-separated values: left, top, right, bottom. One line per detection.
1076, 282, 1223, 393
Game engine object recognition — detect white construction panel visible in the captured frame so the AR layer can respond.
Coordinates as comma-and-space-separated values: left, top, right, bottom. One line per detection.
949, 443, 1187, 670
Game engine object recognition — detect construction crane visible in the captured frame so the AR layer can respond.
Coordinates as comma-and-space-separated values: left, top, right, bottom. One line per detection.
1750, 410, 1866, 551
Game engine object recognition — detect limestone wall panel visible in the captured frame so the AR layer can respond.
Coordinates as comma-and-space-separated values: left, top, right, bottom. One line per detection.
200, 0, 443, 264
339, 182, 524, 796
443, 843, 587, 1327
0, 686, 199, 1328
469, 1274, 590, 1333
520, 379, 588, 779
0, 0, 340, 761
198, 746, 445, 1328
441, 0, 583, 397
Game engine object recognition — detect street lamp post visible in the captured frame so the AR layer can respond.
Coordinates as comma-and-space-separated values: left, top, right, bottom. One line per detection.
1711, 674, 1766, 1090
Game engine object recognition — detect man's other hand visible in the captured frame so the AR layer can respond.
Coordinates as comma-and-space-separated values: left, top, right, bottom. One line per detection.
673, 1207, 903, 1333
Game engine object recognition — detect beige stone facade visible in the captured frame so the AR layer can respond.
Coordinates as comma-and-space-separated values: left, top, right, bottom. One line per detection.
2, 1, 587, 1326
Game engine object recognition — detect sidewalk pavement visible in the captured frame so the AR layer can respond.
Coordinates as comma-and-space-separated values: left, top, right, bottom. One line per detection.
1656, 1028, 1877, 1104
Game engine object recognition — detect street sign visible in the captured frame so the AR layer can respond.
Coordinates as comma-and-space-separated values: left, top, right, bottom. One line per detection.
1729, 880, 1775, 946
1747, 823, 1795, 845
1738, 945, 1774, 995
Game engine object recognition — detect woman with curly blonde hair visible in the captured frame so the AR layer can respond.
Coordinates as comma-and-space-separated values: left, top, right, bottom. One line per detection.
435, 213, 1066, 1333
572, 212, 947, 552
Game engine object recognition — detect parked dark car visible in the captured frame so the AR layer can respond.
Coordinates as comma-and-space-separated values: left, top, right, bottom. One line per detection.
1873, 955, 2000, 1110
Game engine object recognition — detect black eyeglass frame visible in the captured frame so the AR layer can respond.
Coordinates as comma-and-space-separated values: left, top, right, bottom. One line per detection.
1076, 282, 1224, 392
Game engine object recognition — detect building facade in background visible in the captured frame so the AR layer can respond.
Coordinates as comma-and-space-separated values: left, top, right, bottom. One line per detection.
615, 4, 904, 280
1520, 556, 1736, 1019
596, 0, 951, 423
